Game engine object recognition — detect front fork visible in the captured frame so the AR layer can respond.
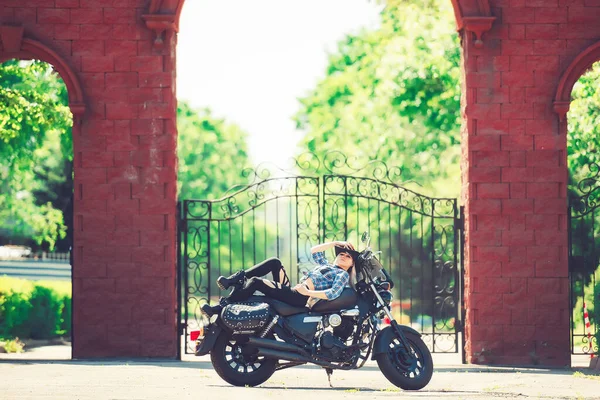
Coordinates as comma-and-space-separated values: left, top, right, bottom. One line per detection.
371, 282, 416, 357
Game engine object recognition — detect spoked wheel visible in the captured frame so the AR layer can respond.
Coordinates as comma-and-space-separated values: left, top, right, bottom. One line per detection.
210, 334, 276, 387
376, 332, 433, 390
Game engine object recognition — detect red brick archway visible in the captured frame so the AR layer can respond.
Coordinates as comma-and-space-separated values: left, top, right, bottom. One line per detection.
0, 27, 85, 114
2, 0, 599, 365
554, 40, 600, 122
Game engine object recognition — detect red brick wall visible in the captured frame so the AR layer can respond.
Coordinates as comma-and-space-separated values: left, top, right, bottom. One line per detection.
0, 0, 178, 358
462, 0, 600, 366
1, 0, 597, 364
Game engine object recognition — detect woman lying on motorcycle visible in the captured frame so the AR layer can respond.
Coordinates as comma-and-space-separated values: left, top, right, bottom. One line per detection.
201, 240, 360, 317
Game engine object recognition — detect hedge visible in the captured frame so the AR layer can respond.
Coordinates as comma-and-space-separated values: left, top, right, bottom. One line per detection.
0, 277, 71, 340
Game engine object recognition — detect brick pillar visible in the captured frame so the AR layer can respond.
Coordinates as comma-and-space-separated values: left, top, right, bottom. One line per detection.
461, 4, 572, 366
71, 5, 178, 359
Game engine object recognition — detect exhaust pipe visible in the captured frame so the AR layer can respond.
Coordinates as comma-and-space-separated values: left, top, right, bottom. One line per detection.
247, 337, 308, 356
257, 348, 329, 365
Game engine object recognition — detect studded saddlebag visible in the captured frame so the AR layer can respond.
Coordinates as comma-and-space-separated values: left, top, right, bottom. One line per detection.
221, 302, 271, 334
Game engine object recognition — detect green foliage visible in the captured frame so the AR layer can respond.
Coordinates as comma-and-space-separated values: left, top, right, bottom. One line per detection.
568, 61, 600, 190
567, 62, 600, 344
0, 337, 24, 353
0, 60, 71, 173
0, 291, 33, 339
60, 294, 72, 336
28, 286, 62, 339
0, 277, 71, 340
29, 129, 73, 252
0, 60, 72, 250
177, 101, 252, 200
285, 0, 461, 321
570, 265, 599, 353
294, 0, 461, 197
178, 101, 274, 303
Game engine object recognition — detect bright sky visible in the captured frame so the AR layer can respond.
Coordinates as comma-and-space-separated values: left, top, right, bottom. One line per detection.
177, 0, 382, 168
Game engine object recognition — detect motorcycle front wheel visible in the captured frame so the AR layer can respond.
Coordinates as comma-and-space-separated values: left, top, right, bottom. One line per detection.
210, 333, 277, 387
376, 331, 433, 390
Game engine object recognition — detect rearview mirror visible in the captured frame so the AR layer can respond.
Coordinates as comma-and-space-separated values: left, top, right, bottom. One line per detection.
361, 231, 370, 246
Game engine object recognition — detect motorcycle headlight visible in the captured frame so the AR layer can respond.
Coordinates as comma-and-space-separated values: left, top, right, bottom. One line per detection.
379, 290, 393, 305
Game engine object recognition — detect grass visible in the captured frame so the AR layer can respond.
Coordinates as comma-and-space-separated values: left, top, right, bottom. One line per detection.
573, 371, 600, 381
0, 338, 25, 353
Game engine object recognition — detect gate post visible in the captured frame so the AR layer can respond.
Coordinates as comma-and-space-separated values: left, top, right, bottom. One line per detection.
461, 5, 571, 366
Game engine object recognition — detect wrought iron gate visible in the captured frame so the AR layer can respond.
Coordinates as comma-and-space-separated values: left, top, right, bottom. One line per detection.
568, 163, 600, 355
178, 153, 463, 355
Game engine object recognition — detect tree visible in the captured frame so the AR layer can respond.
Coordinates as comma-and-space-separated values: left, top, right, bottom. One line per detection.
177, 101, 282, 300
177, 101, 252, 200
567, 62, 600, 344
291, 1, 462, 321
294, 0, 461, 197
30, 129, 73, 252
0, 60, 71, 174
568, 61, 600, 194
0, 60, 72, 250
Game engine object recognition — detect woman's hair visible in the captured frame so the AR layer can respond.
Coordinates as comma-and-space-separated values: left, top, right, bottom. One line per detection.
349, 265, 357, 289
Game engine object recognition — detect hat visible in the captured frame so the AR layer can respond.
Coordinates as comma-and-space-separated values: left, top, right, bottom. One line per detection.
334, 246, 361, 264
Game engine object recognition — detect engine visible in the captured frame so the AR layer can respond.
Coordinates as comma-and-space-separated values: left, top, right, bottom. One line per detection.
315, 314, 358, 361
333, 316, 355, 340
317, 331, 350, 360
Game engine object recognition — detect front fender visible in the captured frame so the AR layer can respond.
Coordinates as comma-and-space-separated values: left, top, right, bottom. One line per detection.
371, 325, 421, 360
194, 324, 222, 356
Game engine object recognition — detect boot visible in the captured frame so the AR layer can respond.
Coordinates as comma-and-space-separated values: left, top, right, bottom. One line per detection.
216, 270, 246, 290
218, 297, 229, 307
201, 303, 223, 317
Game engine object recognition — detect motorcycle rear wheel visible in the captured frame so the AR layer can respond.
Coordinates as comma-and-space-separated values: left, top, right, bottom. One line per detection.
210, 333, 277, 387
376, 332, 433, 390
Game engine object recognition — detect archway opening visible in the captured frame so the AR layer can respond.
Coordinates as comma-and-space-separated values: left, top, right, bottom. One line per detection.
0, 59, 73, 359
566, 60, 600, 358
176, 0, 464, 359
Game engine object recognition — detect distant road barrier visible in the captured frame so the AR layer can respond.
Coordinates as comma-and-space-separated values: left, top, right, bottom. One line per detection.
30, 251, 71, 263
0, 246, 71, 263
0, 260, 71, 281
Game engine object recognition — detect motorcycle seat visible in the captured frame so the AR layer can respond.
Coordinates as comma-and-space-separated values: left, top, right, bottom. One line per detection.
245, 295, 308, 316
311, 288, 358, 313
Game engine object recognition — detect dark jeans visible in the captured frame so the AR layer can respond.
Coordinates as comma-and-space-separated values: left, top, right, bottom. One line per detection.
243, 257, 290, 285
228, 257, 308, 307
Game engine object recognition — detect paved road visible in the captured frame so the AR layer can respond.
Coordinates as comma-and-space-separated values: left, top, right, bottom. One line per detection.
1, 348, 599, 399
0, 260, 71, 280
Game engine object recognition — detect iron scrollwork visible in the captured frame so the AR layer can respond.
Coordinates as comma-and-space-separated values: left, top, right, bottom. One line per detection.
179, 151, 463, 354
570, 162, 600, 217
568, 162, 600, 355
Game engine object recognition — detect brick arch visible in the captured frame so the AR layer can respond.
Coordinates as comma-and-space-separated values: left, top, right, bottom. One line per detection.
554, 40, 600, 120
171, 1, 495, 24
0, 27, 85, 116
151, 0, 494, 48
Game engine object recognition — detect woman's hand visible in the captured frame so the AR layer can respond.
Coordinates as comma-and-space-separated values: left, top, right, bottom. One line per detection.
293, 283, 310, 296
333, 241, 355, 250
311, 240, 355, 254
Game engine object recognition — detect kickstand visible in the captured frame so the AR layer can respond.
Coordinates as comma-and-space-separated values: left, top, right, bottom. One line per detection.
325, 367, 333, 388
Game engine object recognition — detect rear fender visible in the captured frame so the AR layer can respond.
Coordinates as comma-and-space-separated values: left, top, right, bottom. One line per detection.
371, 325, 420, 360
194, 324, 222, 356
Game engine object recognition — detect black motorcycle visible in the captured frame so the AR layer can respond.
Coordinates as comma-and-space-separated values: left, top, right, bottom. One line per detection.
193, 233, 433, 390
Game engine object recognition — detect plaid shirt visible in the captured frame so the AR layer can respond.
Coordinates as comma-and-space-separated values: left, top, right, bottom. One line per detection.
300, 251, 349, 300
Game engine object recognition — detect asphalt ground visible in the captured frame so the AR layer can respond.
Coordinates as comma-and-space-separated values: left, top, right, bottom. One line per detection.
1, 346, 599, 400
